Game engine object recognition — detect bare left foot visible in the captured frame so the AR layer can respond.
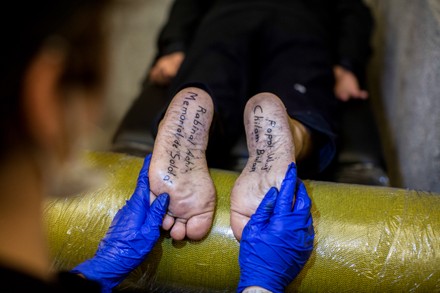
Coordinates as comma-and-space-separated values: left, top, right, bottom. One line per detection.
230, 93, 296, 241
149, 87, 216, 241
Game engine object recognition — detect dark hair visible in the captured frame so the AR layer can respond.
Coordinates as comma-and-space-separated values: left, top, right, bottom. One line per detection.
0, 0, 112, 157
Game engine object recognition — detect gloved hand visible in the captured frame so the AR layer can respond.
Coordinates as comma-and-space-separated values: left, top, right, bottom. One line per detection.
237, 162, 315, 293
71, 154, 169, 293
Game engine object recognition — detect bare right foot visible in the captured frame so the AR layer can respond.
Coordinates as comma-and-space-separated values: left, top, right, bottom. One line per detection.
149, 87, 216, 241
230, 93, 296, 241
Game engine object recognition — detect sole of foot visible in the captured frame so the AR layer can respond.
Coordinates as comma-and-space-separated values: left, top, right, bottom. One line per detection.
230, 92, 295, 241
149, 87, 216, 241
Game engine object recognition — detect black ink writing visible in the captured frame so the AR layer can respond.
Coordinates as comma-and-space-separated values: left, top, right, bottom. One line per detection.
164, 92, 199, 182
253, 115, 263, 143
187, 106, 207, 145
253, 105, 263, 114
249, 113, 278, 173
250, 149, 265, 172
184, 149, 195, 171
163, 151, 180, 183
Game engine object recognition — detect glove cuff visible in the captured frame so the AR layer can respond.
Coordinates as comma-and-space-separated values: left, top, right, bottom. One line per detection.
237, 280, 283, 293
237, 267, 285, 293
71, 258, 118, 293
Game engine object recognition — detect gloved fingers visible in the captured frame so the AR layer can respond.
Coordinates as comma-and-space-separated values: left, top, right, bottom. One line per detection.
292, 179, 312, 214
136, 153, 152, 188
247, 187, 278, 228
145, 193, 170, 227
274, 162, 297, 215
126, 153, 153, 212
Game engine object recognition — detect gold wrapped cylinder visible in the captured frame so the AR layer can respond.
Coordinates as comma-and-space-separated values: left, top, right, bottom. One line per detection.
44, 151, 440, 292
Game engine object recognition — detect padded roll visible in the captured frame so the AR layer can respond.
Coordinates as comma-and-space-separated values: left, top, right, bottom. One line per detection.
44, 151, 440, 292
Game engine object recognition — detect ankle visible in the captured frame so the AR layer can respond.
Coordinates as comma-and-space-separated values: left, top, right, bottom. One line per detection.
289, 118, 312, 161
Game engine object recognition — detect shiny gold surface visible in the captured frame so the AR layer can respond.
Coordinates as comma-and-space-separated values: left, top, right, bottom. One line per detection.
44, 151, 440, 292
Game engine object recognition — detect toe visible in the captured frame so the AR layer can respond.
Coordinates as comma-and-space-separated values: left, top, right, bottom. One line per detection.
162, 214, 175, 231
186, 212, 214, 240
230, 211, 249, 241
170, 220, 187, 240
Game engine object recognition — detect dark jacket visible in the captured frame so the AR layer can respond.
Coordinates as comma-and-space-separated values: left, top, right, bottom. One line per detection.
156, 0, 374, 80
0, 266, 101, 293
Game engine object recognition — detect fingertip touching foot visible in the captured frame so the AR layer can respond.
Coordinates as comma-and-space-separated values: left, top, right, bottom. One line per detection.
149, 87, 216, 241
231, 92, 299, 241
237, 162, 315, 292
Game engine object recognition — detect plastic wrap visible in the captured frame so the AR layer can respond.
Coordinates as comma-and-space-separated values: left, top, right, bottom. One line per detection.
44, 151, 440, 292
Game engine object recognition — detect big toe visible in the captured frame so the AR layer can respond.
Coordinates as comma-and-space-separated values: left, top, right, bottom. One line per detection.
231, 211, 249, 241
186, 212, 214, 240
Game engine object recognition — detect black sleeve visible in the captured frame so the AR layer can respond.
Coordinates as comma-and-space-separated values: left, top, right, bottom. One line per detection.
156, 0, 213, 58
57, 271, 102, 292
335, 0, 374, 82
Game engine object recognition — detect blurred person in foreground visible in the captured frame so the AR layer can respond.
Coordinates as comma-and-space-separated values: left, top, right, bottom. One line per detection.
0, 0, 314, 292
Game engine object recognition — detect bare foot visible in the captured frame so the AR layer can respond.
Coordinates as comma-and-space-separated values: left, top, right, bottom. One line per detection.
230, 93, 295, 241
149, 87, 216, 241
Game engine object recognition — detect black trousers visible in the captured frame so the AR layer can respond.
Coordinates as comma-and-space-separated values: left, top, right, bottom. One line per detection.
157, 4, 341, 176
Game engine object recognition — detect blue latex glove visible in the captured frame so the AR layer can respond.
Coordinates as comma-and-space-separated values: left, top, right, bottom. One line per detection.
237, 162, 315, 293
71, 154, 169, 293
